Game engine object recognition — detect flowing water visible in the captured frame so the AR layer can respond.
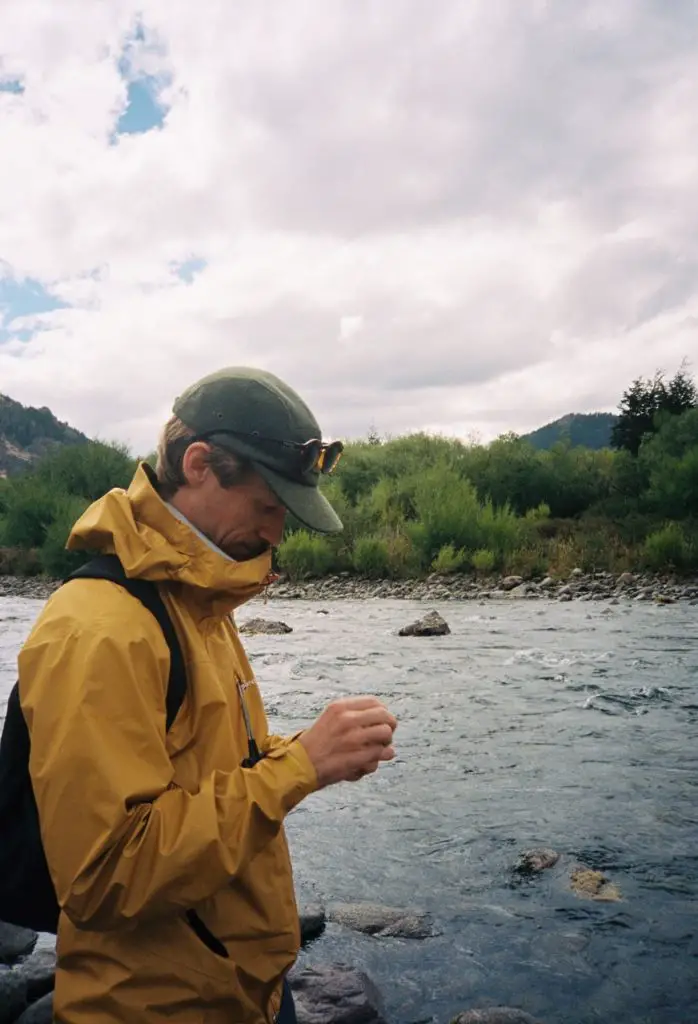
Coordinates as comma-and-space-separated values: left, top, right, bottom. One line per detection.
1, 595, 697, 1024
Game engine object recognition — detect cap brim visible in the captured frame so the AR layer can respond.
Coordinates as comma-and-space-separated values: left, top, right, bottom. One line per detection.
254, 463, 343, 534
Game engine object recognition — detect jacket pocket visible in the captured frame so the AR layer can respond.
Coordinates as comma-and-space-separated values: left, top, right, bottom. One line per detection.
185, 909, 229, 959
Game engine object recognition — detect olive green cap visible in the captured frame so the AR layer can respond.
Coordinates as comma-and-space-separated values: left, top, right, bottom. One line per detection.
173, 366, 343, 534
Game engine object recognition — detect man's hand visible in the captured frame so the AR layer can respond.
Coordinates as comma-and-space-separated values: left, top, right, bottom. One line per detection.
299, 696, 397, 788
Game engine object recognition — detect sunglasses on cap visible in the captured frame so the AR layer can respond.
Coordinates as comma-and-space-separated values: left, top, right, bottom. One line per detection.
190, 429, 344, 476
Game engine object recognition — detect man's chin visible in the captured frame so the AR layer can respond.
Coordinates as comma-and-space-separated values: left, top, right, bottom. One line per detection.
226, 543, 270, 562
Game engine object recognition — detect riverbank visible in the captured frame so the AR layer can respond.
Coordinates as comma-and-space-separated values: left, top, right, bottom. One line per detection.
1, 568, 697, 604
266, 569, 698, 604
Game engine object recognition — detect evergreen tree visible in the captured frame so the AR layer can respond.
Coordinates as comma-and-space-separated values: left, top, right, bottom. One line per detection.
611, 365, 697, 455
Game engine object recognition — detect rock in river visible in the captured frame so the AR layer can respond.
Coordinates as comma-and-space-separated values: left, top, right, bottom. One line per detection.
398, 610, 450, 637
514, 848, 560, 874
0, 968, 29, 1024
299, 904, 327, 946
328, 902, 436, 939
569, 868, 622, 902
0, 923, 37, 965
12, 949, 56, 1004
238, 617, 293, 635
0, 945, 56, 1024
15, 993, 54, 1024
290, 964, 387, 1024
452, 1009, 542, 1024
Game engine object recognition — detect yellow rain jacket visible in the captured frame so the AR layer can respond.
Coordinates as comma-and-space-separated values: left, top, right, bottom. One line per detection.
17, 464, 318, 1024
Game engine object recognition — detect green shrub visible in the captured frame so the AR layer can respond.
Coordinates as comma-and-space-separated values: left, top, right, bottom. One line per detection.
385, 530, 422, 577
39, 496, 91, 577
352, 536, 391, 578
642, 523, 691, 571
477, 499, 523, 555
1, 478, 62, 548
0, 547, 43, 576
503, 546, 549, 578
431, 543, 465, 574
471, 548, 496, 575
410, 467, 483, 561
34, 440, 136, 501
277, 530, 334, 580
525, 502, 551, 523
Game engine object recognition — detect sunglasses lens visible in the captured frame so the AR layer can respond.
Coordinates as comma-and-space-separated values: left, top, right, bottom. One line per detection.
300, 439, 323, 473
321, 441, 344, 474
300, 439, 344, 474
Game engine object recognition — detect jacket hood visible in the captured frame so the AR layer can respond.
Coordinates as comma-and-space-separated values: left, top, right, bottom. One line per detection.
66, 463, 272, 613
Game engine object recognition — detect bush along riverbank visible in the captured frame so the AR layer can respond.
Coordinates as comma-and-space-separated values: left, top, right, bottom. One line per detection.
1, 370, 697, 583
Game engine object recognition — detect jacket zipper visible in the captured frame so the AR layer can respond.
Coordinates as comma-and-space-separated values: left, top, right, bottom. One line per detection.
185, 909, 229, 959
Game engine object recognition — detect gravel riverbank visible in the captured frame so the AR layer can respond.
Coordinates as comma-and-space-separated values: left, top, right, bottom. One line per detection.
1, 568, 697, 605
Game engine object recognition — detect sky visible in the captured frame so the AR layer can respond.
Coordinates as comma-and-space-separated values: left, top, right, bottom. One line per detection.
0, 0, 696, 455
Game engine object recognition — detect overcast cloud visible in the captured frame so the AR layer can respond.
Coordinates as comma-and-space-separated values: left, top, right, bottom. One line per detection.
0, 0, 696, 452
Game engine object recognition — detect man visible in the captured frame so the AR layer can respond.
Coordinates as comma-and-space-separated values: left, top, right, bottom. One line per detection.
18, 366, 397, 1024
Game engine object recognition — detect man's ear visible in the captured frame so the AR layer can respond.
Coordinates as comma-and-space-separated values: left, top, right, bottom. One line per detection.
180, 442, 212, 488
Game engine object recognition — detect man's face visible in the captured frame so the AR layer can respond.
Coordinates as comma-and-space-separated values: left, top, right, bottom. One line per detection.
179, 445, 287, 561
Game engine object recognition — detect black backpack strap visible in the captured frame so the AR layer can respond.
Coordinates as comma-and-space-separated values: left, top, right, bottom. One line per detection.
66, 554, 187, 731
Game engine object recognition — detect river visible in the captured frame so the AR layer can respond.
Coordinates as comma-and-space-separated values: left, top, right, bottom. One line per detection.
1, 595, 697, 1024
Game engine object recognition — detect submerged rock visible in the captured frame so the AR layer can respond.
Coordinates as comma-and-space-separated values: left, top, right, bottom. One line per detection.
15, 993, 53, 1023
238, 617, 293, 635
0, 923, 37, 966
398, 610, 450, 637
328, 902, 436, 939
0, 968, 28, 1024
290, 964, 387, 1024
569, 868, 622, 902
0, 944, 55, 1024
452, 1009, 542, 1024
12, 949, 56, 1003
514, 848, 560, 874
300, 904, 327, 946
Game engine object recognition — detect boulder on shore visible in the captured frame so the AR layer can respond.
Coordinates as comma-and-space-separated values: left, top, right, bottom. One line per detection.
500, 576, 524, 591
398, 610, 450, 637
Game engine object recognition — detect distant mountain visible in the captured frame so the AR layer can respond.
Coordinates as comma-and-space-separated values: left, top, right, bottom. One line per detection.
0, 393, 87, 477
523, 412, 619, 451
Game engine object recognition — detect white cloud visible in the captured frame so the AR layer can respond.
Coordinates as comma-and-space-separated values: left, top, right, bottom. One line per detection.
0, 0, 696, 453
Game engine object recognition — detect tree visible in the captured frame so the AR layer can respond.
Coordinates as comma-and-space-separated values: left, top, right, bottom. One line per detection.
611, 365, 697, 456
639, 407, 698, 518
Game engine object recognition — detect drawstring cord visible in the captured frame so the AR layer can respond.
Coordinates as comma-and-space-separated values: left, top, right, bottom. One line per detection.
237, 680, 264, 767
